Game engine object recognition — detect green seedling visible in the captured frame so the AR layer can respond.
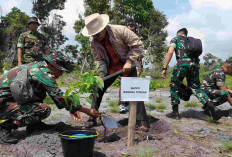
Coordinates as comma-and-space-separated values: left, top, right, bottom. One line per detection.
174, 128, 178, 134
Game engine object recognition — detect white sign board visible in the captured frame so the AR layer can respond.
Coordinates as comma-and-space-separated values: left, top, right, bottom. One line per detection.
121, 77, 150, 101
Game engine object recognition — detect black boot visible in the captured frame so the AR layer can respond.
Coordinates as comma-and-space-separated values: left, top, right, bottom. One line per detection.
205, 102, 223, 121
26, 121, 54, 134
202, 105, 211, 116
167, 105, 180, 119
0, 120, 18, 144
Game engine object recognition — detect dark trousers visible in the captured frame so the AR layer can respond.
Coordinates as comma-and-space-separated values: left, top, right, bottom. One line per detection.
91, 69, 147, 121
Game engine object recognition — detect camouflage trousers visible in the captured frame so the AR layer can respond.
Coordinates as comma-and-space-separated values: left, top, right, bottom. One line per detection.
0, 98, 51, 127
202, 88, 232, 106
170, 65, 210, 106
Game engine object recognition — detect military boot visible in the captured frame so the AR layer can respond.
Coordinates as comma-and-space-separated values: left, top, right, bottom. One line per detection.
0, 120, 18, 144
167, 105, 180, 119
205, 102, 223, 121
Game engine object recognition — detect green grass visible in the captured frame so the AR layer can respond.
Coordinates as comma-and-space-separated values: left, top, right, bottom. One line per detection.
44, 96, 54, 104
224, 142, 232, 151
136, 147, 155, 157
146, 104, 156, 110
205, 117, 216, 123
108, 101, 119, 113
106, 97, 111, 101
155, 98, 163, 103
225, 123, 232, 126
154, 104, 167, 113
184, 102, 200, 108
155, 104, 167, 110
109, 101, 118, 108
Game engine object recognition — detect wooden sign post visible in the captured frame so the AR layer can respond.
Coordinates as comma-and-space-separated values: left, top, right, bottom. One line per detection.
121, 77, 150, 147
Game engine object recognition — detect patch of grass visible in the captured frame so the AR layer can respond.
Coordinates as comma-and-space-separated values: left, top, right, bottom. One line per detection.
224, 141, 232, 151
108, 101, 119, 113
156, 109, 164, 113
44, 96, 54, 104
109, 101, 118, 108
184, 102, 200, 108
106, 97, 111, 101
111, 108, 119, 113
155, 98, 163, 103
136, 147, 155, 157
155, 104, 167, 110
146, 104, 156, 110
206, 117, 216, 123
225, 123, 232, 126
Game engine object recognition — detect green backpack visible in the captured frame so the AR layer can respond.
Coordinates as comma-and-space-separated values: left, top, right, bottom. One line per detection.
10, 66, 40, 104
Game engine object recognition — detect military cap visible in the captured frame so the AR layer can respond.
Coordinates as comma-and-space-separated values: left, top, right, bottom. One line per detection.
28, 17, 40, 26
43, 51, 71, 73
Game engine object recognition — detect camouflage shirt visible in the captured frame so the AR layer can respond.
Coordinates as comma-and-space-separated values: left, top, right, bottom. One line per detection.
17, 31, 49, 63
201, 67, 226, 89
170, 36, 199, 66
0, 61, 81, 113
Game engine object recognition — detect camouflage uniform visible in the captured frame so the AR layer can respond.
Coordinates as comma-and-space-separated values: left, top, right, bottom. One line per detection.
201, 67, 232, 106
0, 59, 80, 127
170, 36, 210, 106
17, 30, 49, 63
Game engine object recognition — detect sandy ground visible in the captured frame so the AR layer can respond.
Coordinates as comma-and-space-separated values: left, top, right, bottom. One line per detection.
0, 88, 232, 157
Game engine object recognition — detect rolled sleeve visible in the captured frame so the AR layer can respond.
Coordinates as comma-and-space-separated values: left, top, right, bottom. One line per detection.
17, 34, 25, 48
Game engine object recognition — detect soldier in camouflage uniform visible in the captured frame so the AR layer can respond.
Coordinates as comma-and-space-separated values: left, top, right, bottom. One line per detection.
201, 61, 232, 107
17, 17, 50, 66
161, 28, 221, 120
0, 51, 101, 144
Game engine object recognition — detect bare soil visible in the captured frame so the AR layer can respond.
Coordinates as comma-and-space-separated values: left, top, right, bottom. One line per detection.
0, 88, 232, 157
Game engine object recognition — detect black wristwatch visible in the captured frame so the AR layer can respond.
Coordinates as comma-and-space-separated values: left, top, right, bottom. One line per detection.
162, 68, 167, 71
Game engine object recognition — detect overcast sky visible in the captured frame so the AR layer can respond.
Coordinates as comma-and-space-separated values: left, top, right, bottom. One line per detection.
1, 0, 232, 64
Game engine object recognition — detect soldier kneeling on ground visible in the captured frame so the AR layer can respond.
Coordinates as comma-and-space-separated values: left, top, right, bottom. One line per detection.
0, 51, 101, 144
200, 60, 232, 117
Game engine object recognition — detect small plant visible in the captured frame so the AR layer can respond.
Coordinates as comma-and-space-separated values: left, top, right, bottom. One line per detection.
64, 66, 104, 112
155, 98, 163, 103
106, 97, 111, 101
224, 142, 232, 151
136, 147, 155, 157
184, 102, 200, 108
174, 128, 178, 134
146, 104, 156, 110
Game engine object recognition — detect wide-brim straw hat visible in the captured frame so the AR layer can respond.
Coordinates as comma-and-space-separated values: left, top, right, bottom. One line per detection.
82, 13, 109, 37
